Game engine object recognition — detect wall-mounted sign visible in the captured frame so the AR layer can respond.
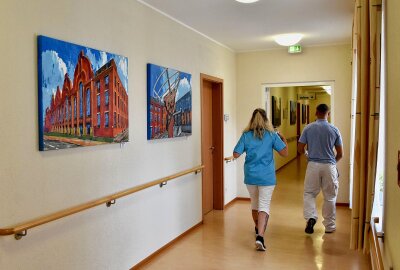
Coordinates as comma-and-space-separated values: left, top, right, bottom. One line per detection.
297, 93, 316, 100
288, 45, 302, 54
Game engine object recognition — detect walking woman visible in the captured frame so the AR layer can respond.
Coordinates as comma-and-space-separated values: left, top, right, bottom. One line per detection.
233, 108, 288, 251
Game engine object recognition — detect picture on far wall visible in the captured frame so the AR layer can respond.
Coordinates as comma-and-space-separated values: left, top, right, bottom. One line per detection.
283, 102, 288, 120
271, 96, 281, 127
302, 104, 306, 124
38, 35, 129, 151
147, 63, 192, 140
290, 100, 297, 125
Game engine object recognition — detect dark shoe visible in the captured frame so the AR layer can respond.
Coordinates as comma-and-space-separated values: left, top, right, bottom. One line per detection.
255, 227, 258, 235
255, 235, 266, 251
305, 218, 316, 234
325, 228, 336, 233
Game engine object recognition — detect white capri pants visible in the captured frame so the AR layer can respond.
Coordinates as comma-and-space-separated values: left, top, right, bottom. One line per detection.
246, 185, 275, 214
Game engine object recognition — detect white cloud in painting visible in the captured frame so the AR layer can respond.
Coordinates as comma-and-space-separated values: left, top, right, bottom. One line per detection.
41, 50, 67, 114
67, 61, 75, 81
100, 51, 107, 66
117, 57, 128, 78
86, 48, 108, 71
115, 56, 128, 91
176, 77, 191, 101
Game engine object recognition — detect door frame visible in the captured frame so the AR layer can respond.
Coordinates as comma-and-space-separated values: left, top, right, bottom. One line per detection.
200, 73, 224, 213
261, 81, 335, 155
261, 81, 335, 123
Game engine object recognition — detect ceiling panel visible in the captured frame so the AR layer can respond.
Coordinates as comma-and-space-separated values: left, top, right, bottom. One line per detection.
138, 0, 354, 51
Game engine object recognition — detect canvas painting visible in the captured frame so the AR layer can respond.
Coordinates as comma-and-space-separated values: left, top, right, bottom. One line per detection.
283, 102, 288, 120
271, 96, 281, 127
38, 35, 129, 151
290, 100, 296, 125
302, 104, 306, 124
147, 63, 192, 140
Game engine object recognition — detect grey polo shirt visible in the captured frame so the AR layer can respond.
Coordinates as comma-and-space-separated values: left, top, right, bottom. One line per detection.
298, 119, 343, 164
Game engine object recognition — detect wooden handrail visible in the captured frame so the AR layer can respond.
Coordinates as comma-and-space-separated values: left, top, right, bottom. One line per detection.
286, 136, 299, 143
0, 165, 204, 239
224, 156, 235, 163
370, 217, 384, 270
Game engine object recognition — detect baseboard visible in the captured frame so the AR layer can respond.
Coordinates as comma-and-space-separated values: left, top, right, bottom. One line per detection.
224, 197, 250, 209
130, 220, 203, 269
276, 156, 299, 172
336, 202, 350, 207
236, 197, 250, 201
224, 198, 236, 209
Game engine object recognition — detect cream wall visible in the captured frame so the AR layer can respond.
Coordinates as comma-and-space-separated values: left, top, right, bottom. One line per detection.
0, 0, 236, 269
236, 45, 352, 203
384, 0, 400, 268
308, 93, 331, 123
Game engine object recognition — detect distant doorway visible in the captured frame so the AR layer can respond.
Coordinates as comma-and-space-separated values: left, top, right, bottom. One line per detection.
262, 81, 334, 163
200, 74, 224, 215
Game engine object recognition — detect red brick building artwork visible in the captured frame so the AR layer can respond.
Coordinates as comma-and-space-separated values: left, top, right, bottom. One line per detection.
149, 98, 167, 137
43, 52, 128, 144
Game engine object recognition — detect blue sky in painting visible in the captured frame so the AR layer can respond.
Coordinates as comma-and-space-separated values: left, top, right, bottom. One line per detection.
39, 36, 128, 119
148, 64, 191, 103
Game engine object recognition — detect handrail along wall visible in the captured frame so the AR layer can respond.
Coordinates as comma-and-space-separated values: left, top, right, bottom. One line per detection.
369, 217, 384, 270
0, 165, 204, 239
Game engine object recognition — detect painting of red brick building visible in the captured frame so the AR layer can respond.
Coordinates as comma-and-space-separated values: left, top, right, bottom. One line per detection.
38, 36, 129, 151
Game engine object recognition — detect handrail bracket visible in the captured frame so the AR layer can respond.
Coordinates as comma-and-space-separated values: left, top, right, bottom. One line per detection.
106, 200, 116, 207
15, 230, 27, 240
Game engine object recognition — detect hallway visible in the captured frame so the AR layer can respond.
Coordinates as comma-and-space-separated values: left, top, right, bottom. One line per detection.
137, 158, 370, 270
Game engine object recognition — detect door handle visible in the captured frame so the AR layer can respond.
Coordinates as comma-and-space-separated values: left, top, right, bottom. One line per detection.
209, 146, 215, 151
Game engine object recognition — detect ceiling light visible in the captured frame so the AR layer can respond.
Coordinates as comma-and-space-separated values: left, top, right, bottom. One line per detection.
274, 33, 303, 46
235, 0, 259, 3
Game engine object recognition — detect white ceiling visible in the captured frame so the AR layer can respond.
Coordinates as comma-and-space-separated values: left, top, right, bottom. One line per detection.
138, 0, 354, 52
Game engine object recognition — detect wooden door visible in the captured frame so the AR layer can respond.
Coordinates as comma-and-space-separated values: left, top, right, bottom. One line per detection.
202, 80, 214, 214
201, 74, 224, 215
297, 102, 301, 155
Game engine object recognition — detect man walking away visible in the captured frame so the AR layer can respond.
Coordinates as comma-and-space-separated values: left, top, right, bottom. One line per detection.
297, 104, 343, 234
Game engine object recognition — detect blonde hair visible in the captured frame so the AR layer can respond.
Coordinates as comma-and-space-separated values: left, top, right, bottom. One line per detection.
243, 108, 274, 139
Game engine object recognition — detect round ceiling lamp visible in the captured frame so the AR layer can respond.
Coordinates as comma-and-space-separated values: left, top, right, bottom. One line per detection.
274, 33, 303, 46
235, 0, 259, 3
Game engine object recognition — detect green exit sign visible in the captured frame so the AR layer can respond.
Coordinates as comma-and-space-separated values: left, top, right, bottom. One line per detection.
288, 45, 302, 54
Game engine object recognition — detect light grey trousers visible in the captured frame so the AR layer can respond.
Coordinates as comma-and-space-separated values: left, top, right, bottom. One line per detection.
303, 161, 339, 231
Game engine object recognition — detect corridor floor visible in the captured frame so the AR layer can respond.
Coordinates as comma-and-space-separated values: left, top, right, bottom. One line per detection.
137, 158, 371, 270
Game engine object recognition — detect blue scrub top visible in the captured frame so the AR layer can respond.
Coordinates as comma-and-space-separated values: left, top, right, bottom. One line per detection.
234, 130, 286, 186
